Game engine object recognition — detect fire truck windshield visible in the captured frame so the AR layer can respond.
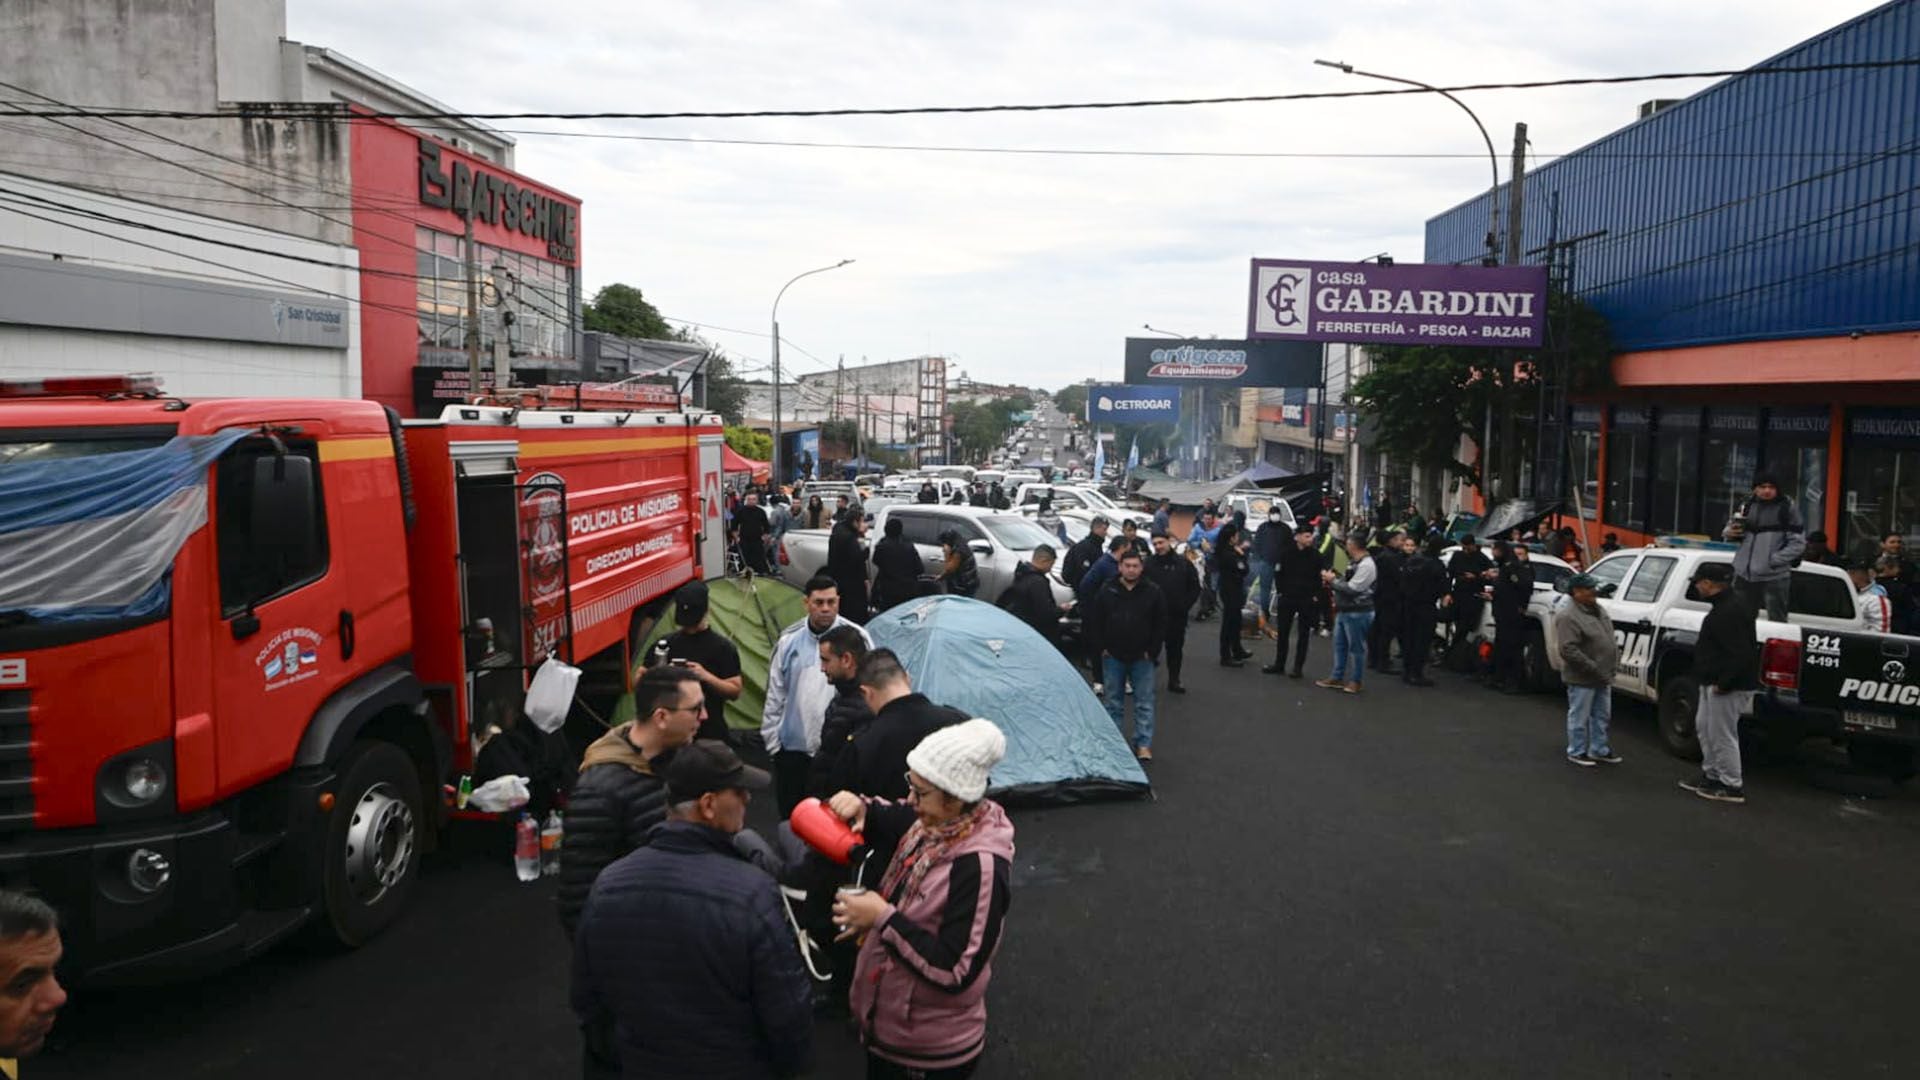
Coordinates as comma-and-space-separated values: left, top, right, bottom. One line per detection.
1, 430, 177, 649
0, 433, 170, 466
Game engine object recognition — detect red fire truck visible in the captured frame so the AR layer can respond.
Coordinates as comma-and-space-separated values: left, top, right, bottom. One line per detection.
0, 376, 727, 984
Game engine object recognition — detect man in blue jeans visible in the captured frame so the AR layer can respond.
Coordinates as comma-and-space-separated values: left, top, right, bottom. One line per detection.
1317, 535, 1376, 694
1554, 573, 1623, 766
1085, 548, 1168, 761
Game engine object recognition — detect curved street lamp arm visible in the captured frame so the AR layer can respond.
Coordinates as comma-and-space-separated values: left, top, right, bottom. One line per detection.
772, 259, 855, 325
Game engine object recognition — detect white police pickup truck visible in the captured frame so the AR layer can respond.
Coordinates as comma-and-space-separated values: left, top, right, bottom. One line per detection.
1531, 545, 1869, 760
1765, 626, 1920, 779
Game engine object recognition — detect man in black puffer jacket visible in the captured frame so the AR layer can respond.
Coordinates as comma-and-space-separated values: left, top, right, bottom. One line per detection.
557, 666, 703, 939
1001, 545, 1065, 650
573, 741, 813, 1079
807, 625, 873, 798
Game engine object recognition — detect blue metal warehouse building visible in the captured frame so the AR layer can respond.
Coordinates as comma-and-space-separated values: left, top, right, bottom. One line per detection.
1424, 0, 1918, 560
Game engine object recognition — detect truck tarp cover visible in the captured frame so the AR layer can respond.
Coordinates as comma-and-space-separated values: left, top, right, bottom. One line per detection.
0, 429, 248, 621
615, 575, 809, 732
869, 595, 1151, 805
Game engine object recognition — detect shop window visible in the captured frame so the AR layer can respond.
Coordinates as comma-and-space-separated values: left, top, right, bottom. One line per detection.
1702, 408, 1759, 537
1843, 408, 1920, 564
1572, 430, 1602, 518
1605, 407, 1649, 531
1763, 406, 1829, 537
1650, 407, 1701, 535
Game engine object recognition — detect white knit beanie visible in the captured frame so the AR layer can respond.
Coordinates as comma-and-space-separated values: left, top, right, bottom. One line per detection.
905, 718, 1007, 803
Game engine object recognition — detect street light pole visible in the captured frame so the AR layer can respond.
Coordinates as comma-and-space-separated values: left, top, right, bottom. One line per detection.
1314, 60, 1501, 266
1317, 59, 1504, 501
770, 259, 853, 487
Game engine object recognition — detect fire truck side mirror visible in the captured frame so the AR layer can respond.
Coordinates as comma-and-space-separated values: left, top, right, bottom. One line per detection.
250, 454, 319, 565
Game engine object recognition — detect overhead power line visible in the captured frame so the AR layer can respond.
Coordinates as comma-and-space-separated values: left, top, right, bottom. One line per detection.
2, 59, 1915, 122
489, 128, 1920, 162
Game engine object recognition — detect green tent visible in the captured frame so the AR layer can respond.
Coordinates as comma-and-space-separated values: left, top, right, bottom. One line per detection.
611, 574, 810, 732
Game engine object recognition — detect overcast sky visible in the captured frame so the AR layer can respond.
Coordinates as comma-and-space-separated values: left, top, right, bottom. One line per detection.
291, 0, 1882, 391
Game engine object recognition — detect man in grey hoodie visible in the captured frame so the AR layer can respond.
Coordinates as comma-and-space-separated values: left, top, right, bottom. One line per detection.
1722, 474, 1805, 621
1554, 573, 1622, 767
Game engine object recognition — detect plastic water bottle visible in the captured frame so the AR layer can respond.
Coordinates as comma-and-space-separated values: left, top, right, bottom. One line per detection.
514, 813, 540, 883
540, 810, 564, 877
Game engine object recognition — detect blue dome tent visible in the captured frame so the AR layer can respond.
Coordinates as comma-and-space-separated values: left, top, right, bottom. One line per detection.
867, 595, 1151, 805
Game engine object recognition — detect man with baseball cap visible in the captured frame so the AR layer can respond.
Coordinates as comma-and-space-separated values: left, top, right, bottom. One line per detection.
572, 740, 813, 1078
1679, 563, 1759, 803
654, 581, 743, 744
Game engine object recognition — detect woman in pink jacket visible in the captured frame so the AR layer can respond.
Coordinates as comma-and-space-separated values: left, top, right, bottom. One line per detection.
830, 718, 1016, 1079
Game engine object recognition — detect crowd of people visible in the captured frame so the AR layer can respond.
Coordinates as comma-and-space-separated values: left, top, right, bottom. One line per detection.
562, 574, 1016, 1077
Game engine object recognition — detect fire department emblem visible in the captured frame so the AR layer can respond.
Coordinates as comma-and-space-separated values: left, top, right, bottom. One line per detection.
522, 472, 567, 601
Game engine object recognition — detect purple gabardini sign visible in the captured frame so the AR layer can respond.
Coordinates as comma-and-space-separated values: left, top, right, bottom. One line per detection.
1248, 259, 1549, 348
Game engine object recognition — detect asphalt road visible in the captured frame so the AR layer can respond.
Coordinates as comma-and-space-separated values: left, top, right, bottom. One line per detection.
35, 634, 1920, 1078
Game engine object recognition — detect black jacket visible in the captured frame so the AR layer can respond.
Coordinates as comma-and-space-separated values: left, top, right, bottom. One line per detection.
1062, 532, 1105, 591
1213, 545, 1250, 599
1399, 551, 1450, 614
1372, 547, 1406, 608
916, 486, 939, 504
1143, 551, 1200, 623
1000, 561, 1062, 643
941, 549, 981, 598
1450, 548, 1493, 597
809, 679, 875, 798
557, 728, 671, 938
1492, 557, 1535, 618
1253, 521, 1288, 563
836, 693, 969, 799
571, 821, 814, 1080
1695, 588, 1760, 691
1273, 541, 1324, 602
828, 522, 868, 594
871, 534, 924, 608
1087, 577, 1167, 663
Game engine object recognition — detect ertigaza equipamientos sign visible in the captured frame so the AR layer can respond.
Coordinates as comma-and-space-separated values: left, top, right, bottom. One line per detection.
1248, 259, 1548, 348
1122, 338, 1321, 389
1086, 384, 1180, 425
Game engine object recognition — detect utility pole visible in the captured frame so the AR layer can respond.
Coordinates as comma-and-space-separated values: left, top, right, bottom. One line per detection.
1505, 122, 1528, 266
834, 355, 845, 420
1501, 121, 1529, 495
463, 213, 483, 395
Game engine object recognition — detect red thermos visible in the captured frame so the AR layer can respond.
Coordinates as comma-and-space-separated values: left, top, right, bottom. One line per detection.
788, 797, 864, 865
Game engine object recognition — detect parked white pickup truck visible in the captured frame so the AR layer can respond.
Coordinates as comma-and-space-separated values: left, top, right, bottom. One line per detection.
1525, 545, 1868, 760
779, 503, 1077, 611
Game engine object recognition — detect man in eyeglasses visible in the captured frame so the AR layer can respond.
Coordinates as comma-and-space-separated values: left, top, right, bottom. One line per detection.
558, 665, 705, 940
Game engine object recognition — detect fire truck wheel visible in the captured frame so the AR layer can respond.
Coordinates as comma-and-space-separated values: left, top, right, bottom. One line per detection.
322, 740, 423, 946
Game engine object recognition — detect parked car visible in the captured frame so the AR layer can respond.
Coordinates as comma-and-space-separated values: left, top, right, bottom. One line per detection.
1222, 489, 1298, 531
779, 504, 1078, 612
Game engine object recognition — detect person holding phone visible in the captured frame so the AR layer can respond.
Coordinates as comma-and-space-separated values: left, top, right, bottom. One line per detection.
655, 582, 742, 744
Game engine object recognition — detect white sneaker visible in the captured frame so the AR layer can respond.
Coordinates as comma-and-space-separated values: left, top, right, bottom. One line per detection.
1092, 682, 1104, 695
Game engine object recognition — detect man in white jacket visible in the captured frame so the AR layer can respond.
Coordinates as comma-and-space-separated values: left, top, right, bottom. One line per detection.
762, 574, 872, 816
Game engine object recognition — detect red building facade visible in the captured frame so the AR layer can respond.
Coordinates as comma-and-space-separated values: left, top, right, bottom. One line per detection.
349, 112, 583, 417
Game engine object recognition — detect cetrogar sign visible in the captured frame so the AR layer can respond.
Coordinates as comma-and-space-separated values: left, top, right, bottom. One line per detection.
1248, 259, 1548, 348
1087, 384, 1180, 424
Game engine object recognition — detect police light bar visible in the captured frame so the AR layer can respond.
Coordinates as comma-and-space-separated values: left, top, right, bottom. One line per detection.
0, 374, 162, 399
